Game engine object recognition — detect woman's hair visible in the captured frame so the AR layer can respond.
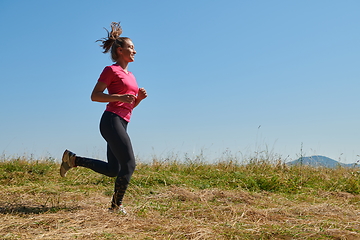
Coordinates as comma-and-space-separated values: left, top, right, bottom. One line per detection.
97, 22, 131, 62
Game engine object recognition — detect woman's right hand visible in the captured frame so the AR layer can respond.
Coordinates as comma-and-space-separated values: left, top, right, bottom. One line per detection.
91, 82, 137, 103
116, 94, 136, 104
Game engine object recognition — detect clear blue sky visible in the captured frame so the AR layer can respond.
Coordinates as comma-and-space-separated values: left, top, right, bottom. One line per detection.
1, 0, 360, 163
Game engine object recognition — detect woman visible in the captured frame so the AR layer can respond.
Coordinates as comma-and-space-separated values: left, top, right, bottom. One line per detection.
60, 22, 147, 214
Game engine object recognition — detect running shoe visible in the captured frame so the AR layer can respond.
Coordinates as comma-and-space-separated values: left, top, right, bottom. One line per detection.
60, 150, 76, 177
109, 205, 127, 215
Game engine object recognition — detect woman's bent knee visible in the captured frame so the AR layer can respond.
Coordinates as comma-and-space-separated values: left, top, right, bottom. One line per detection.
108, 169, 119, 177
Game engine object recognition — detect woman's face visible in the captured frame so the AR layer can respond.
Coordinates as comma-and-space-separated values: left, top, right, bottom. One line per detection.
118, 39, 136, 62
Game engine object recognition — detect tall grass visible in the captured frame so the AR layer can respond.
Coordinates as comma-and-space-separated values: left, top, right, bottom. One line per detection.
129, 157, 360, 195
1, 155, 359, 194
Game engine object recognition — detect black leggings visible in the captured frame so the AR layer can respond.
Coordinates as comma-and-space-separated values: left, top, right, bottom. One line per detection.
75, 111, 136, 207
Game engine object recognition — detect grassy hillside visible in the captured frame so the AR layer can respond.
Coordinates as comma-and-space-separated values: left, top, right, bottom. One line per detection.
0, 156, 359, 239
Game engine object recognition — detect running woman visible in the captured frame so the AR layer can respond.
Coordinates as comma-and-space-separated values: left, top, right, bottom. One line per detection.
60, 22, 147, 214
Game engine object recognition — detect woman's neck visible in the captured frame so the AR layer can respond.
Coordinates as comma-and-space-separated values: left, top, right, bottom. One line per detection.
115, 60, 129, 73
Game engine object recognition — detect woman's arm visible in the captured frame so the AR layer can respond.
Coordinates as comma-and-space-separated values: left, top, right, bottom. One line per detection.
91, 81, 136, 104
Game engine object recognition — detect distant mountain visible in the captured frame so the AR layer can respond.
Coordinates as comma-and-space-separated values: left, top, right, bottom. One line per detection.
287, 155, 359, 168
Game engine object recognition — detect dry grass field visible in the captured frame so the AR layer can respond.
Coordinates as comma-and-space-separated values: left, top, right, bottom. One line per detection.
0, 156, 359, 239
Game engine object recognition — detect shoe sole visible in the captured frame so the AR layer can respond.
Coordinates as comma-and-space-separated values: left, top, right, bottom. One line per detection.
60, 150, 72, 177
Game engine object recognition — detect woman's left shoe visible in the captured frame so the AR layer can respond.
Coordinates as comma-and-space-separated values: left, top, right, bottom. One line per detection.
60, 150, 76, 177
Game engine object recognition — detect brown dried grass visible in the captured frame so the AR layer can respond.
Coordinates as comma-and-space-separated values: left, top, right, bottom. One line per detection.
1, 185, 360, 239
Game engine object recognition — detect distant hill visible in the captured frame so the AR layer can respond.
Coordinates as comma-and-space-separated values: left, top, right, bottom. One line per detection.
287, 155, 359, 168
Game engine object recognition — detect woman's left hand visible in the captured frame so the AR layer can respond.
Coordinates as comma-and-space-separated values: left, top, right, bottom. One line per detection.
137, 88, 148, 100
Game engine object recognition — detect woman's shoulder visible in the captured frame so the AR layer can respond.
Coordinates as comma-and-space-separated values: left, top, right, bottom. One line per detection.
100, 64, 119, 75
105, 64, 127, 73
99, 65, 117, 81
103, 64, 117, 71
